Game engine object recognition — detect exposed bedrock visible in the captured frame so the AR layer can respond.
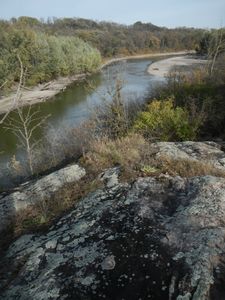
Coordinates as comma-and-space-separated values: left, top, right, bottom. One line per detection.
1, 141, 225, 299
0, 164, 86, 232
1, 172, 225, 299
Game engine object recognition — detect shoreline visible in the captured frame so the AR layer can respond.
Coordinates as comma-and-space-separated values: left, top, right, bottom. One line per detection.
0, 50, 193, 116
147, 55, 207, 78
101, 50, 193, 69
0, 73, 88, 116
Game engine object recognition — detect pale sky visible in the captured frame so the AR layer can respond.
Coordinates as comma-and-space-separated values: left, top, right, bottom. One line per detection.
0, 0, 224, 28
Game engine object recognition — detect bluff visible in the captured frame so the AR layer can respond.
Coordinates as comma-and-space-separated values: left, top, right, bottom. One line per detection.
1, 141, 225, 300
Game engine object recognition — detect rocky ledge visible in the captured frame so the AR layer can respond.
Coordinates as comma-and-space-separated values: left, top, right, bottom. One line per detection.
1, 142, 225, 300
0, 164, 85, 232
152, 141, 225, 171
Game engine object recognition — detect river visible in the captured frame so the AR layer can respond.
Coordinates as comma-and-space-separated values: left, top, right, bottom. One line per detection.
0, 57, 165, 181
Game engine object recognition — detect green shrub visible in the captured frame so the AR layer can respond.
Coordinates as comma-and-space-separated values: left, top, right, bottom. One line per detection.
155, 68, 225, 138
133, 97, 199, 141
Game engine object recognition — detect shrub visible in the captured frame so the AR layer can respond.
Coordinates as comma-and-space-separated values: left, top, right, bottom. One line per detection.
91, 78, 142, 139
133, 97, 200, 141
82, 133, 147, 179
151, 61, 225, 139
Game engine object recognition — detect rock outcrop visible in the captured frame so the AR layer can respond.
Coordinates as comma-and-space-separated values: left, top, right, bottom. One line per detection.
1, 142, 225, 300
152, 141, 225, 171
0, 164, 85, 232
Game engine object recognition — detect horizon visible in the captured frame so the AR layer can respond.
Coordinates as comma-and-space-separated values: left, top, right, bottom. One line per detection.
0, 15, 222, 30
0, 0, 225, 29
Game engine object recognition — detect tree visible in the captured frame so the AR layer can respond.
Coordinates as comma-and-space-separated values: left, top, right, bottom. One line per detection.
4, 106, 49, 175
0, 54, 24, 124
196, 29, 225, 76
208, 29, 225, 76
0, 23, 101, 89
87, 72, 136, 139
1, 55, 50, 175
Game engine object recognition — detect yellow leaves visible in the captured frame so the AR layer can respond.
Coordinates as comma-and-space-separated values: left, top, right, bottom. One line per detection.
133, 97, 198, 141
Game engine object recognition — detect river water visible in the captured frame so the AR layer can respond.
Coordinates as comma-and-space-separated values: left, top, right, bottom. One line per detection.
0, 57, 165, 173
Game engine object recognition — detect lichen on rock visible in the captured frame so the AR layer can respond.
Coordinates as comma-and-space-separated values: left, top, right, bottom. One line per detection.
1, 142, 225, 299
0, 164, 86, 232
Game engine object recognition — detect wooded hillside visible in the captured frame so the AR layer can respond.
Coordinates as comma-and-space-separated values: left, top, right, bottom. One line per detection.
0, 16, 217, 89
13, 17, 204, 56
0, 18, 101, 89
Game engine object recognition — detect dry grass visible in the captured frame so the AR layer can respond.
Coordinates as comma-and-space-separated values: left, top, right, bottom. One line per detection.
33, 120, 97, 174
154, 155, 225, 178
81, 133, 149, 180
3, 176, 102, 241
3, 132, 225, 251
0, 134, 149, 248
81, 133, 225, 181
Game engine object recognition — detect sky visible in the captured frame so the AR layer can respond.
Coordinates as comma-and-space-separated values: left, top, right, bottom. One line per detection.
0, 0, 224, 28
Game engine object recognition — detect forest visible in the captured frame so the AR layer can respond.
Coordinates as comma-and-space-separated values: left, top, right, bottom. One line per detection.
0, 18, 102, 89
0, 16, 207, 89
45, 17, 204, 56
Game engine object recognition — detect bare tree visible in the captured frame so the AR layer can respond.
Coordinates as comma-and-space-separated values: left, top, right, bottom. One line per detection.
1, 55, 50, 175
0, 55, 24, 124
4, 107, 49, 175
208, 29, 225, 76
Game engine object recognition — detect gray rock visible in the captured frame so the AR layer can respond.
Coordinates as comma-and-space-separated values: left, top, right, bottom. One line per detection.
0, 164, 85, 232
1, 173, 225, 299
152, 141, 225, 171
99, 166, 121, 188
1, 141, 225, 299
101, 255, 116, 270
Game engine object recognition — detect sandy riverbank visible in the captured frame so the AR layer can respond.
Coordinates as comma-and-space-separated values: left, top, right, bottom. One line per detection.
0, 50, 193, 115
148, 55, 207, 78
101, 50, 193, 68
0, 73, 87, 116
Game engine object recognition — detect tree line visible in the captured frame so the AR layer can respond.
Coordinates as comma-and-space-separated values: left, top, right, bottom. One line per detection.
16, 17, 204, 57
0, 16, 224, 90
0, 19, 101, 89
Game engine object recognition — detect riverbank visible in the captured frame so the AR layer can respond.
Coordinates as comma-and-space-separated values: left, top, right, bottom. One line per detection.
0, 73, 87, 116
0, 50, 193, 116
101, 50, 193, 68
148, 55, 207, 78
